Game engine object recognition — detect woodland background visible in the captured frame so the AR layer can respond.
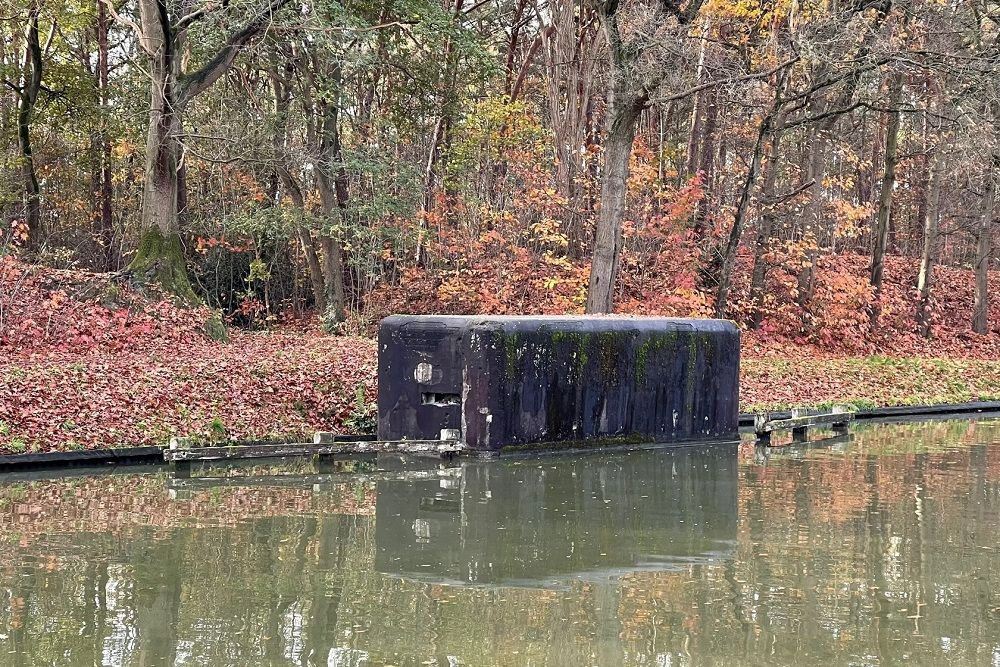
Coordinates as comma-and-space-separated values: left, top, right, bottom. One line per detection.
2, 0, 1000, 449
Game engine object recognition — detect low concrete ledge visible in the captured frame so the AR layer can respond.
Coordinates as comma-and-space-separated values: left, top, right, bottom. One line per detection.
0, 446, 164, 472
739, 400, 1000, 428
2, 400, 1000, 474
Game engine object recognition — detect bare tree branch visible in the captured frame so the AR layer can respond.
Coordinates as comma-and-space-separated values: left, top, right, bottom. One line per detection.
760, 179, 816, 205
173, 0, 230, 33
176, 0, 293, 106
655, 56, 800, 104
100, 0, 147, 51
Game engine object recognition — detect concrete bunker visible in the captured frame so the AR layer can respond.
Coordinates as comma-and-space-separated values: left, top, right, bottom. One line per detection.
377, 315, 740, 453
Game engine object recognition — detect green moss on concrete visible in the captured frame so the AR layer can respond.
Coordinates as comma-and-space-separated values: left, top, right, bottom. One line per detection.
552, 331, 591, 380
686, 340, 699, 393
576, 334, 590, 372
635, 330, 679, 384
700, 331, 715, 365
503, 332, 522, 378
499, 432, 653, 454
683, 336, 698, 417
597, 330, 632, 380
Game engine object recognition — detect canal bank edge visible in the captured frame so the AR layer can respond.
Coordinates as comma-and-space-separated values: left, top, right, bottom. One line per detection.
736, 399, 1000, 427
3, 400, 1000, 473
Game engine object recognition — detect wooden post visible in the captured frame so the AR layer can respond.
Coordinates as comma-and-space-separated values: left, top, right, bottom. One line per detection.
169, 436, 192, 450
314, 432, 371, 444
753, 444, 771, 465
755, 406, 854, 445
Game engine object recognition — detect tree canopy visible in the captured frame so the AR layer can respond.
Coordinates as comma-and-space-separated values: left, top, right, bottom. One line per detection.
1, 0, 999, 339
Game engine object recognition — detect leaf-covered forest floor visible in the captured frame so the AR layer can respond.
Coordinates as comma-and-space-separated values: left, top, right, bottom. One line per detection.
5, 255, 1000, 453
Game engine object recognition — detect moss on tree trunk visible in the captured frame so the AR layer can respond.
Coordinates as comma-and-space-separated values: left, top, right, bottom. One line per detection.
128, 228, 229, 341
128, 227, 199, 305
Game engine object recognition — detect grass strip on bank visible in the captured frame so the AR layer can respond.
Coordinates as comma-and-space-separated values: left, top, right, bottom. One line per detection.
740, 355, 1000, 413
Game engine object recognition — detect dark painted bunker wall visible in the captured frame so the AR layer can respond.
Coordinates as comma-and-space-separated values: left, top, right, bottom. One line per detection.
377, 315, 740, 452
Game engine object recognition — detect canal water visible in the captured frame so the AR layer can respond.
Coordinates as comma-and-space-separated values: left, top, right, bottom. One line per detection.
2, 418, 1000, 665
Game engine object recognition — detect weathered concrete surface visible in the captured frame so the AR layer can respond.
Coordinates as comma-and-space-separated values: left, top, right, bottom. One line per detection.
377, 315, 740, 452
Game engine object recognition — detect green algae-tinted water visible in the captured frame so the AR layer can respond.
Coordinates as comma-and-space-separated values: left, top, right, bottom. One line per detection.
3, 418, 1000, 665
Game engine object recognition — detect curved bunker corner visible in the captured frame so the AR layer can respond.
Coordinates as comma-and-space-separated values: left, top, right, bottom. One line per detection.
377, 315, 740, 454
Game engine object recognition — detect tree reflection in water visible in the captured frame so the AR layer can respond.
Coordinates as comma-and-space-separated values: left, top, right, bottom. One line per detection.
1, 418, 1000, 665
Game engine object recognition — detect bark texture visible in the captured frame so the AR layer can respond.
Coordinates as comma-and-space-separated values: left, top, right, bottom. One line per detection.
973, 175, 996, 334
16, 1, 43, 247
916, 145, 941, 337
869, 71, 903, 328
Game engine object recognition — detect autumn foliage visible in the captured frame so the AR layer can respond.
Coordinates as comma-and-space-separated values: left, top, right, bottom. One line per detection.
5, 243, 1000, 454
379, 243, 1000, 358
0, 256, 376, 452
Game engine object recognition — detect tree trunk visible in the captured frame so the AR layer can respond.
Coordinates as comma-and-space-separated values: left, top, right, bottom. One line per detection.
690, 88, 717, 238
503, 0, 528, 95
278, 171, 327, 315
685, 23, 709, 179
714, 80, 784, 319
298, 228, 327, 312
318, 236, 346, 323
276, 161, 326, 315
585, 0, 658, 314
131, 82, 194, 299
869, 72, 903, 329
972, 175, 996, 334
912, 106, 930, 257
129, 0, 197, 300
541, 1, 599, 256
585, 94, 643, 313
17, 1, 43, 248
130, 0, 291, 299
95, 0, 116, 269
422, 115, 445, 215
416, 0, 465, 264
915, 146, 941, 337
796, 133, 826, 318
749, 125, 784, 329
269, 59, 327, 312
316, 84, 349, 324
